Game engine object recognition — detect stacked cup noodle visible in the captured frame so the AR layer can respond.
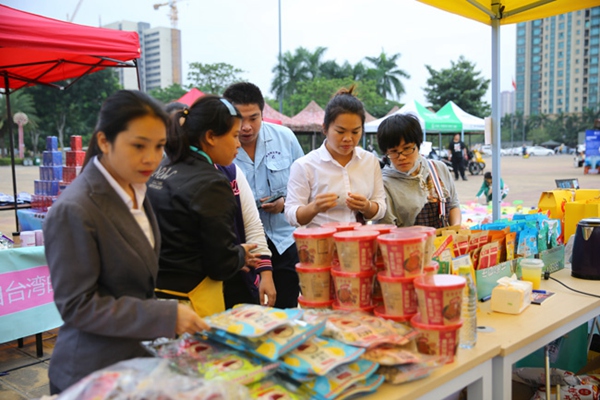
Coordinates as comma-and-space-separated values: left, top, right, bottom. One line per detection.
354, 224, 397, 307
320, 222, 362, 269
293, 227, 337, 309
330, 229, 381, 312
374, 228, 427, 323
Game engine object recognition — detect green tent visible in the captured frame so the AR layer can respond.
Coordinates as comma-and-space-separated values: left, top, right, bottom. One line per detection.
365, 100, 462, 134
436, 101, 485, 133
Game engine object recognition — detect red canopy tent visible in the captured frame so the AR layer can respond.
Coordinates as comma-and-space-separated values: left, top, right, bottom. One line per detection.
262, 103, 292, 126
0, 4, 141, 230
176, 88, 205, 106
286, 101, 325, 133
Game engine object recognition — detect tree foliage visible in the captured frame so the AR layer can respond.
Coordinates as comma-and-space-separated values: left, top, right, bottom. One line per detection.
424, 56, 490, 117
364, 50, 410, 100
0, 91, 40, 157
187, 62, 244, 95
149, 83, 187, 105
23, 69, 120, 150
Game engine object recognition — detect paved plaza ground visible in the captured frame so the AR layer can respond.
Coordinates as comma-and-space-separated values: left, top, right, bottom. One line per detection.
1, 153, 598, 234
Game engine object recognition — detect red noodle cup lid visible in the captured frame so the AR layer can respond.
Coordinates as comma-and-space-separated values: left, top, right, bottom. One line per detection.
331, 268, 376, 278
375, 262, 386, 271
424, 261, 439, 274
332, 302, 376, 312
411, 313, 463, 330
295, 264, 332, 273
377, 271, 420, 283
394, 225, 436, 238
333, 230, 379, 242
413, 274, 466, 290
374, 305, 415, 322
298, 296, 334, 308
293, 227, 336, 239
377, 231, 426, 244
320, 221, 362, 231
354, 224, 397, 234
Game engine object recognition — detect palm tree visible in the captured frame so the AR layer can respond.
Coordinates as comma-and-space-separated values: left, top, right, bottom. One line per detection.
364, 50, 410, 100
271, 48, 310, 101
299, 46, 327, 80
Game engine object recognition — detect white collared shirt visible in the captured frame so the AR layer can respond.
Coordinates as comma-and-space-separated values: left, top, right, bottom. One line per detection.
285, 141, 386, 228
93, 156, 155, 248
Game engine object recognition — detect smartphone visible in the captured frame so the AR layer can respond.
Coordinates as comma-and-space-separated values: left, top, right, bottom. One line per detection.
257, 193, 284, 208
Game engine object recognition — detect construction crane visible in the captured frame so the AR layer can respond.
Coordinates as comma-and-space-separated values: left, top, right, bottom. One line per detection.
153, 0, 178, 29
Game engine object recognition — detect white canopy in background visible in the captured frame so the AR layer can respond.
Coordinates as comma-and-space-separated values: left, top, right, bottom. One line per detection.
437, 101, 485, 132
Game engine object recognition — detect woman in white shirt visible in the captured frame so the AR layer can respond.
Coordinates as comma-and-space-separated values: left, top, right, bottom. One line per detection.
285, 86, 386, 228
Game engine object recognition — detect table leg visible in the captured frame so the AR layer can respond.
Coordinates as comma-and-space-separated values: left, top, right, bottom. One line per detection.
17, 338, 23, 348
492, 356, 513, 400
36, 333, 43, 357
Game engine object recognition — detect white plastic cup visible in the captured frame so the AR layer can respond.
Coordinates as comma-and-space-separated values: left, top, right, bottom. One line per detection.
520, 258, 544, 290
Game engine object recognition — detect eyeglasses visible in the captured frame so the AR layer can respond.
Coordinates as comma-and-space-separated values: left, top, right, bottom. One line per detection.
386, 146, 417, 159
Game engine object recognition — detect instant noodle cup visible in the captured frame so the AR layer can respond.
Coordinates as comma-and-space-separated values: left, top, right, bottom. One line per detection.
293, 227, 336, 267
298, 296, 334, 310
410, 314, 463, 363
355, 224, 397, 264
377, 231, 426, 277
424, 260, 439, 276
321, 221, 363, 232
332, 302, 376, 313
377, 272, 419, 317
414, 274, 466, 326
320, 222, 361, 267
333, 230, 379, 272
296, 264, 332, 302
395, 226, 436, 265
331, 269, 375, 309
373, 305, 413, 322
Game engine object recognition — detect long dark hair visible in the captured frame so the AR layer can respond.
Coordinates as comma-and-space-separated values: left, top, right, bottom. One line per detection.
83, 90, 169, 168
166, 95, 242, 164
323, 85, 366, 132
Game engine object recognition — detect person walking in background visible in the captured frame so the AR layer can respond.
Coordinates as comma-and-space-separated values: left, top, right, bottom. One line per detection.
223, 82, 304, 309
377, 114, 460, 228
448, 133, 469, 181
476, 171, 508, 204
284, 86, 386, 228
147, 96, 260, 315
43, 90, 208, 394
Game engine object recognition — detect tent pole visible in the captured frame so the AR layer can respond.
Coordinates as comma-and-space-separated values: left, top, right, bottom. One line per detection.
4, 74, 19, 232
491, 16, 502, 221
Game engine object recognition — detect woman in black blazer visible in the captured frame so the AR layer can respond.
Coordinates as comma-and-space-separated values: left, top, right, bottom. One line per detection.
44, 90, 208, 394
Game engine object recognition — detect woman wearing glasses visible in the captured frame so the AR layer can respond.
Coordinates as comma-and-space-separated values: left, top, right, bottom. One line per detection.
285, 86, 386, 228
376, 114, 460, 228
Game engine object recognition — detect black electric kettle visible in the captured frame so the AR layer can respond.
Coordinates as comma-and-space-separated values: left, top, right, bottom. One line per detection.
572, 218, 600, 280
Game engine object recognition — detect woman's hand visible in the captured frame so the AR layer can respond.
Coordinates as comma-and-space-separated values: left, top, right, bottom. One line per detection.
347, 192, 377, 219
296, 192, 338, 226
258, 270, 277, 307
175, 303, 209, 335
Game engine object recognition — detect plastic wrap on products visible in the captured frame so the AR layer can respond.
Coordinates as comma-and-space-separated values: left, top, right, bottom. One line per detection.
207, 319, 326, 361
512, 367, 587, 387
377, 356, 447, 384
490, 274, 532, 314
336, 374, 385, 400
247, 373, 322, 399
362, 342, 422, 366
55, 357, 250, 400
531, 384, 600, 400
302, 309, 418, 348
280, 335, 365, 376
141, 334, 279, 385
304, 358, 380, 399
205, 303, 303, 338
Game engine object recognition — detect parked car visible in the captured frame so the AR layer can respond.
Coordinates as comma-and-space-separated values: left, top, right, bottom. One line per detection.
480, 144, 493, 156
526, 146, 555, 156
500, 147, 521, 156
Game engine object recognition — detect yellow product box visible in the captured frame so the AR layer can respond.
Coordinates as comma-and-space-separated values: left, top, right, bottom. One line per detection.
537, 190, 574, 220
564, 199, 600, 241
490, 275, 532, 315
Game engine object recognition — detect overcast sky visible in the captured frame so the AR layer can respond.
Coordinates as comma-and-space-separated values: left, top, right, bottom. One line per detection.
3, 0, 516, 112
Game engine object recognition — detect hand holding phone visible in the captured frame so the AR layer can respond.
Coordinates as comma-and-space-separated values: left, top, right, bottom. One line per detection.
256, 193, 284, 209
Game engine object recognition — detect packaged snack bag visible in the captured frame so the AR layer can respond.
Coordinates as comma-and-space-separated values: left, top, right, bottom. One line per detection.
305, 358, 379, 399
208, 319, 326, 361
336, 374, 385, 400
362, 343, 421, 366
377, 356, 446, 384
206, 304, 303, 338
247, 374, 322, 399
280, 336, 365, 376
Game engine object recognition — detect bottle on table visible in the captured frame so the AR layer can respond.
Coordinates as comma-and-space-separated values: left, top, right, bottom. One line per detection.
459, 264, 477, 349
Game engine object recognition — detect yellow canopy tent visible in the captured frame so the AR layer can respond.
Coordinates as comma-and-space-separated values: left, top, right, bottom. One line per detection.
417, 0, 598, 220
